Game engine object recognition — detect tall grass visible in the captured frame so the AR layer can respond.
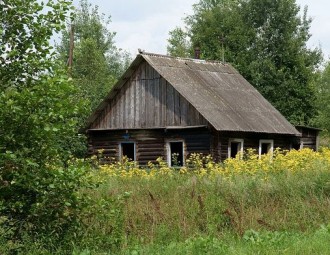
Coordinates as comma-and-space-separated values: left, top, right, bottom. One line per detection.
92, 148, 330, 246
3, 148, 330, 254
94, 165, 330, 246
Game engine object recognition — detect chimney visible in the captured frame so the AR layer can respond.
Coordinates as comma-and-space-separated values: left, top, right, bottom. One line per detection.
194, 47, 201, 59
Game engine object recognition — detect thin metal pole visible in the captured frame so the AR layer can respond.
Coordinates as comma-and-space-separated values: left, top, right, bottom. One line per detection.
68, 24, 75, 76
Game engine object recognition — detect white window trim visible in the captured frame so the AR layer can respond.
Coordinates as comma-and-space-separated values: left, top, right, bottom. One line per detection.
119, 142, 136, 161
166, 140, 185, 167
228, 139, 244, 159
258, 139, 274, 158
300, 141, 304, 150
316, 136, 319, 151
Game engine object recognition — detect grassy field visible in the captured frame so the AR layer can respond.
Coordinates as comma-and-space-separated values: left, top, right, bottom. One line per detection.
3, 148, 330, 254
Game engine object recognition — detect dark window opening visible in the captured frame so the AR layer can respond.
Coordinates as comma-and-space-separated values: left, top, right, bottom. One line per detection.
169, 142, 183, 167
292, 143, 300, 150
259, 140, 273, 156
121, 143, 135, 161
230, 142, 240, 158
261, 143, 270, 155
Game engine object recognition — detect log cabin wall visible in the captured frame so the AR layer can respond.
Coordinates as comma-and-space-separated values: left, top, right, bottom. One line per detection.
294, 126, 320, 151
88, 127, 212, 165
91, 61, 208, 130
217, 132, 294, 161
165, 128, 212, 158
88, 128, 299, 165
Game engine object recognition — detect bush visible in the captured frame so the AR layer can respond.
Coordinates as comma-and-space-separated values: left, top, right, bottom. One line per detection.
0, 159, 96, 253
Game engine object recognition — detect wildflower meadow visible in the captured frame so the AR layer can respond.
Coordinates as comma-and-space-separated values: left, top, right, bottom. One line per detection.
77, 148, 330, 254
2, 148, 330, 254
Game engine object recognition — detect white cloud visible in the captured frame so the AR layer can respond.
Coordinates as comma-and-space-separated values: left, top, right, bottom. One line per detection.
73, 0, 330, 60
104, 0, 196, 56
110, 9, 190, 56
296, 0, 330, 59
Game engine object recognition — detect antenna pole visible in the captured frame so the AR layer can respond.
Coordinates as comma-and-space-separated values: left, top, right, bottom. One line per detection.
222, 37, 224, 63
68, 24, 75, 76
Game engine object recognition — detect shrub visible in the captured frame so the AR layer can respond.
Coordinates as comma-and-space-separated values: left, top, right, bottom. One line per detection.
0, 158, 96, 253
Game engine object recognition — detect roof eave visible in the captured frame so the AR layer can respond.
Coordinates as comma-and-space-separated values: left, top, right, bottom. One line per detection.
216, 128, 301, 137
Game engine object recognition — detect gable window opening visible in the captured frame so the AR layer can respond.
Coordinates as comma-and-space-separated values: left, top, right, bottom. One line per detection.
167, 141, 184, 167
228, 139, 244, 159
259, 140, 274, 158
120, 142, 136, 161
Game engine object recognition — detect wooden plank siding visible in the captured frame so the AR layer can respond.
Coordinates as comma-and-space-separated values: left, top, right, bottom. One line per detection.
90, 60, 207, 130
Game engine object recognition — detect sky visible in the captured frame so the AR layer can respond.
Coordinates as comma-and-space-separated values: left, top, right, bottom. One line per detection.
72, 0, 330, 60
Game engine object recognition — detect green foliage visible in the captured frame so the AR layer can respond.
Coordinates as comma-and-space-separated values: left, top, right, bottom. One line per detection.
167, 27, 192, 58
113, 165, 330, 254
0, 0, 73, 88
77, 187, 129, 252
315, 61, 330, 135
167, 0, 322, 124
57, 0, 131, 114
0, 70, 84, 167
0, 160, 93, 252
122, 227, 330, 255
0, 159, 127, 254
1, 156, 330, 253
0, 0, 94, 252
1, 0, 84, 164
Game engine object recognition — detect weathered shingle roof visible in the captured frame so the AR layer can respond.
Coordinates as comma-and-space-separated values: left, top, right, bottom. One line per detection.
86, 52, 300, 135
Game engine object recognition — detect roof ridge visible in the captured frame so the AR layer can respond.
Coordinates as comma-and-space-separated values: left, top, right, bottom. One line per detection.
140, 51, 227, 65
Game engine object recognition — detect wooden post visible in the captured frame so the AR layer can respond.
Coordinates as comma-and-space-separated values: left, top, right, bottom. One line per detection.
68, 24, 75, 76
220, 34, 225, 63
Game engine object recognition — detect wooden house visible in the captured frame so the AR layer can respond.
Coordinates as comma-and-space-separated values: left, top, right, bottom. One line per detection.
294, 126, 320, 151
85, 52, 318, 166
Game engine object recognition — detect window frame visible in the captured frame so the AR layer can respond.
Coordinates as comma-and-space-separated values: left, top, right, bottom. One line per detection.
166, 140, 185, 167
228, 138, 244, 159
119, 141, 136, 161
258, 139, 274, 158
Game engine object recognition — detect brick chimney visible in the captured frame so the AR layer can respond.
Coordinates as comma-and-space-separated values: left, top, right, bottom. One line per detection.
194, 47, 201, 59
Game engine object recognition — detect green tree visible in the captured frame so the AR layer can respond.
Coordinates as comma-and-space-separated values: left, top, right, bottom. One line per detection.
1, 0, 79, 164
0, 0, 91, 249
168, 0, 322, 124
1, 0, 71, 88
167, 27, 192, 57
57, 0, 131, 114
315, 61, 330, 135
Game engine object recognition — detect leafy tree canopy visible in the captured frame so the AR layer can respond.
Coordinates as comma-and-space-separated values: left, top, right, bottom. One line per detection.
1, 0, 72, 88
314, 61, 330, 135
1, 0, 90, 246
167, 0, 322, 124
1, 0, 80, 165
57, 0, 131, 114
167, 27, 192, 58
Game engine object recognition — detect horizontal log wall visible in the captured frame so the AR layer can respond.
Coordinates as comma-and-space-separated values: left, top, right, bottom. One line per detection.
165, 129, 211, 157
88, 129, 298, 165
218, 132, 295, 161
91, 61, 207, 129
295, 127, 319, 150
88, 128, 212, 165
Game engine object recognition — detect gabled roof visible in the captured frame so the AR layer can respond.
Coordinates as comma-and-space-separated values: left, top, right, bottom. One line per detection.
85, 52, 300, 136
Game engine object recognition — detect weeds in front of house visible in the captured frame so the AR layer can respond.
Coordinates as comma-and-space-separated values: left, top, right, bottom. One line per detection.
98, 148, 330, 179
2, 148, 330, 254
